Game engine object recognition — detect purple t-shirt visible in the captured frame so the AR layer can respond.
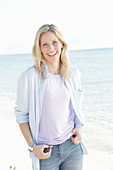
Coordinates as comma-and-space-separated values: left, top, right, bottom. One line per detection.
38, 73, 75, 145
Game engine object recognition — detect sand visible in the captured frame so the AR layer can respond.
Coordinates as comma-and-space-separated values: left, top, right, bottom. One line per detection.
0, 118, 113, 170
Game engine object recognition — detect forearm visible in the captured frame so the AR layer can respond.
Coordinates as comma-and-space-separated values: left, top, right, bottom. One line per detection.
19, 122, 52, 159
19, 122, 33, 146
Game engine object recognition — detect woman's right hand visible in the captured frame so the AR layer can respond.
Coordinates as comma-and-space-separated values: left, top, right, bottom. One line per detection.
33, 144, 52, 159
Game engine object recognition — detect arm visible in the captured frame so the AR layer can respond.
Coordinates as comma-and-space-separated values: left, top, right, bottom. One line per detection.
19, 122, 52, 159
15, 73, 52, 159
19, 122, 33, 146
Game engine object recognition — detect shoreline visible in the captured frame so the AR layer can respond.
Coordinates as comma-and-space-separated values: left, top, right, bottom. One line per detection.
1, 118, 113, 170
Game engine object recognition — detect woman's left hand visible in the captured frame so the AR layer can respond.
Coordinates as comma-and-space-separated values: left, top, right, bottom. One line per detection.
70, 127, 82, 144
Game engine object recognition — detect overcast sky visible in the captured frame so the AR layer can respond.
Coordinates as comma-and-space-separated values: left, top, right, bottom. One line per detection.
0, 0, 113, 55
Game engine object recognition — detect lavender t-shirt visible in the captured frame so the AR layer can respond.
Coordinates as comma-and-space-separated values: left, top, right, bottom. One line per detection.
38, 73, 75, 145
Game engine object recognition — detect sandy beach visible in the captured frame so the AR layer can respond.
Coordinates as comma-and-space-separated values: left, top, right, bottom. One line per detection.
0, 118, 113, 170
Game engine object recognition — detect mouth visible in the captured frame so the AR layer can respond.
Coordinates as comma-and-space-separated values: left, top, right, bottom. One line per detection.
48, 52, 57, 57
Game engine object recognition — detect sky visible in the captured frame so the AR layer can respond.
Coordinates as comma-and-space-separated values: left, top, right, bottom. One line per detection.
0, 0, 113, 55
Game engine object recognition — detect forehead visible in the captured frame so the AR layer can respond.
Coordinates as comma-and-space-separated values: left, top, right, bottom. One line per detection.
40, 31, 59, 43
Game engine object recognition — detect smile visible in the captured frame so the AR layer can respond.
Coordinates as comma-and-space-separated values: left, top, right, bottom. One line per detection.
48, 52, 57, 57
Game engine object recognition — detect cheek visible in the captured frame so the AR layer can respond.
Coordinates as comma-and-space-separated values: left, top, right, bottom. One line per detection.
56, 44, 61, 51
41, 48, 47, 55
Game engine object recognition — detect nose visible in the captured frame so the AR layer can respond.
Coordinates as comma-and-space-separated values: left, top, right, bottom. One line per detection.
48, 44, 54, 50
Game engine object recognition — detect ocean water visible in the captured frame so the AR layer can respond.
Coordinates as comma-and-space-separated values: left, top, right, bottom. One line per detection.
0, 48, 113, 154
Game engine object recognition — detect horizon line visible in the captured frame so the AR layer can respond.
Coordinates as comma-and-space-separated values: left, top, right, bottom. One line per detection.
0, 47, 113, 56
69, 47, 113, 52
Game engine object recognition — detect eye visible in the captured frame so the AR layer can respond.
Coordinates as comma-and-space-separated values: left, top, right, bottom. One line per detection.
43, 43, 48, 47
53, 41, 58, 44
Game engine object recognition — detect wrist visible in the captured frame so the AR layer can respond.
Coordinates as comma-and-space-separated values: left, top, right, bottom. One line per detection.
33, 143, 37, 153
76, 126, 82, 129
28, 141, 36, 152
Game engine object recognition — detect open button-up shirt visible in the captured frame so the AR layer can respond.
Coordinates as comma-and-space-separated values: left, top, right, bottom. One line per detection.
14, 64, 87, 169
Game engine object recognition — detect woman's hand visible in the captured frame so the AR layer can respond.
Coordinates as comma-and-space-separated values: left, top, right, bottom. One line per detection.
70, 127, 82, 144
33, 144, 52, 159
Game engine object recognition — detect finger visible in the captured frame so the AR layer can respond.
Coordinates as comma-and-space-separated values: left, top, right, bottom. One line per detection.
71, 136, 79, 144
74, 137, 81, 144
71, 128, 77, 135
50, 145, 53, 148
42, 151, 51, 158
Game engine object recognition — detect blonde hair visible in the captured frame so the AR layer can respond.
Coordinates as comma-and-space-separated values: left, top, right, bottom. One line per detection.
32, 24, 70, 80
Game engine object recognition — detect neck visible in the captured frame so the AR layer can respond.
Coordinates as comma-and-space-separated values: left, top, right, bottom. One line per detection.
46, 61, 61, 75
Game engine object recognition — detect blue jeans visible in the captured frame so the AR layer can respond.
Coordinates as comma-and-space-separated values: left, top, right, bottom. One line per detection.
39, 139, 83, 170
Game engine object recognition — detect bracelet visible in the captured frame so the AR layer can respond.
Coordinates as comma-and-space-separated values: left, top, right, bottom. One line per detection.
30, 141, 36, 147
28, 141, 36, 152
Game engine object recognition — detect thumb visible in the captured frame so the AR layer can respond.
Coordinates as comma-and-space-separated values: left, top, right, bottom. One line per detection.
71, 127, 80, 136
72, 128, 77, 134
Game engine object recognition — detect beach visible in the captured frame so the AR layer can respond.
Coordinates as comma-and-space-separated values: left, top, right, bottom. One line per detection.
0, 118, 113, 170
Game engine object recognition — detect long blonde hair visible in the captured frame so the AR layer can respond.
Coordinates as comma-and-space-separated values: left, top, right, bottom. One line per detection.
32, 24, 70, 80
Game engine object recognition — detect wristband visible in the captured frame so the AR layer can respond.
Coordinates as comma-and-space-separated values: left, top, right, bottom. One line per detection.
28, 141, 36, 152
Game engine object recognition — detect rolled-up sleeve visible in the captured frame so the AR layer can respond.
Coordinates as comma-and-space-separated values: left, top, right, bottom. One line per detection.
14, 72, 29, 123
74, 115, 84, 127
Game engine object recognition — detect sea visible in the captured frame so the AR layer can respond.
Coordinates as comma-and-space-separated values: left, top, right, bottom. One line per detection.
0, 48, 113, 155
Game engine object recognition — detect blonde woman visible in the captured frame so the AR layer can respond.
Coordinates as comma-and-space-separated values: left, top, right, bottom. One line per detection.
14, 24, 87, 170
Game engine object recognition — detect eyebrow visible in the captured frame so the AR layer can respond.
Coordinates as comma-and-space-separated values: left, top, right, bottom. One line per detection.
42, 39, 58, 43
42, 41, 47, 44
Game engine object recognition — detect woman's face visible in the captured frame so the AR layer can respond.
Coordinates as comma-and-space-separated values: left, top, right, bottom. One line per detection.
40, 31, 63, 65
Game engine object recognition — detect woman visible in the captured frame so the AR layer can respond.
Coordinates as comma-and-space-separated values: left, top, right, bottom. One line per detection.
14, 24, 87, 170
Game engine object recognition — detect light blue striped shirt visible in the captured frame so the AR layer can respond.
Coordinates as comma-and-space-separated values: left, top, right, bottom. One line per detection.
14, 64, 87, 169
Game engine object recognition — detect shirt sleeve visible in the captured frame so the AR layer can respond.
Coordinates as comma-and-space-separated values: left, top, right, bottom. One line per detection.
14, 72, 29, 123
73, 67, 85, 126
74, 116, 84, 127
